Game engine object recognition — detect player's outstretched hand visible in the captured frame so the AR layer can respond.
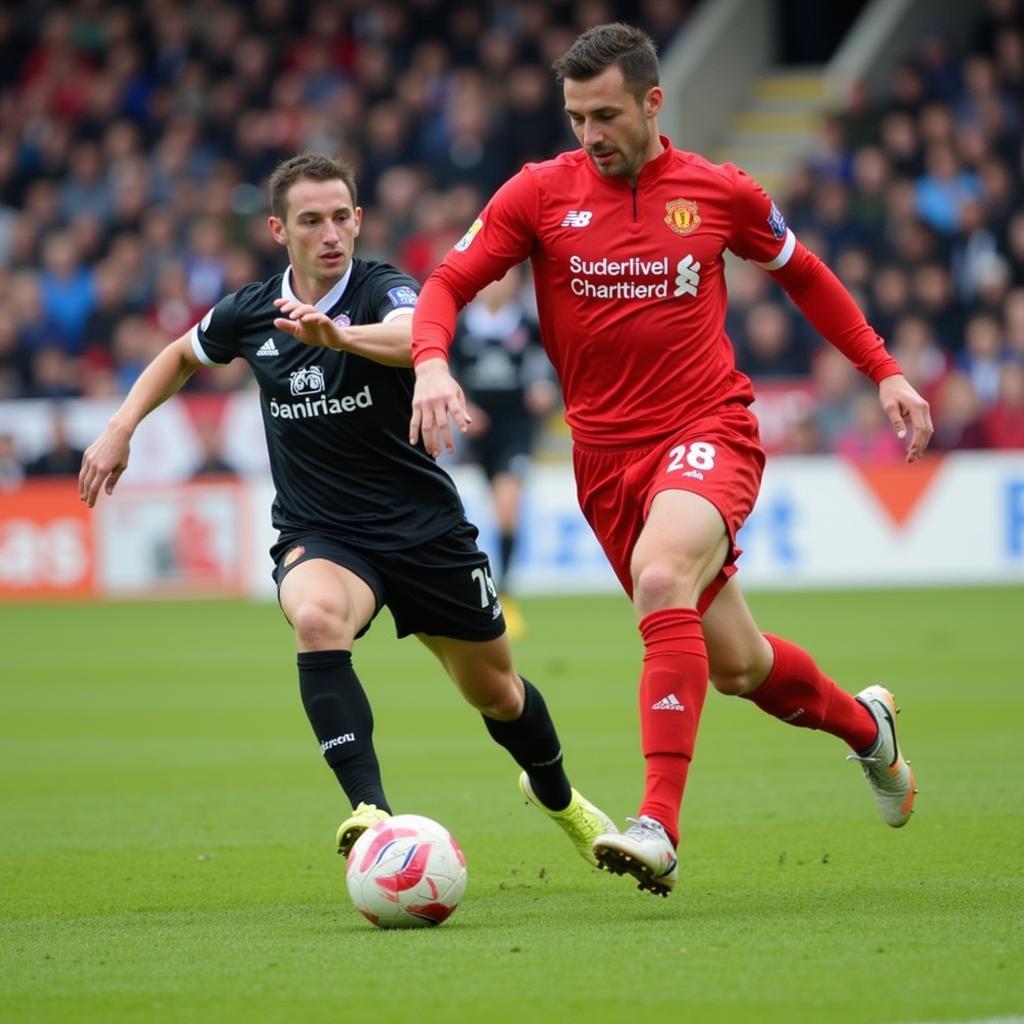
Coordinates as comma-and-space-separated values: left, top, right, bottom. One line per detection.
879, 374, 933, 462
79, 423, 131, 507
410, 357, 472, 457
273, 298, 344, 349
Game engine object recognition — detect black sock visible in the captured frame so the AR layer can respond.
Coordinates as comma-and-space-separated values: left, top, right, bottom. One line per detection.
498, 531, 516, 592
482, 677, 572, 811
297, 650, 391, 813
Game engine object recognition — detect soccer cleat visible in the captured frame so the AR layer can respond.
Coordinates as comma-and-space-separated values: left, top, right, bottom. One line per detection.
336, 802, 391, 857
499, 594, 527, 641
518, 771, 618, 866
592, 816, 679, 897
847, 685, 917, 828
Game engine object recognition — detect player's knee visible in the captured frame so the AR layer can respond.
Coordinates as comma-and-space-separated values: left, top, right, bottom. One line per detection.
709, 645, 773, 696
470, 677, 524, 721
633, 561, 687, 613
709, 664, 760, 696
290, 599, 353, 649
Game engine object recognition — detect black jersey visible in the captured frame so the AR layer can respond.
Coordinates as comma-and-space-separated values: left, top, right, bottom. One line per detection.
191, 258, 465, 549
449, 299, 552, 420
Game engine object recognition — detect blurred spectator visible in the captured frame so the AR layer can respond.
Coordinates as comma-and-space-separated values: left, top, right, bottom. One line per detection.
890, 313, 949, 402
913, 142, 982, 236
835, 390, 906, 463
983, 359, 1024, 446
190, 417, 238, 478
736, 302, 810, 377
39, 232, 95, 355
931, 370, 988, 450
0, 431, 23, 491
0, 307, 30, 398
24, 405, 84, 476
809, 347, 860, 450
780, 412, 825, 455
910, 261, 962, 352
958, 312, 1008, 405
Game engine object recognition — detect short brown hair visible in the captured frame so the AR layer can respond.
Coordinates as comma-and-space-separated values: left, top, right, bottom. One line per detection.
552, 23, 659, 101
268, 153, 358, 220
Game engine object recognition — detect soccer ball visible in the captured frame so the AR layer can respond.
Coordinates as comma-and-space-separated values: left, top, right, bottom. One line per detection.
346, 814, 467, 928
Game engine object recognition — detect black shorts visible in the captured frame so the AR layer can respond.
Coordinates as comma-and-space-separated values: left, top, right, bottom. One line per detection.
270, 519, 506, 642
469, 415, 536, 482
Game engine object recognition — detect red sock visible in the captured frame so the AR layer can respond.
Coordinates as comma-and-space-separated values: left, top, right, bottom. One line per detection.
637, 608, 708, 847
743, 634, 877, 752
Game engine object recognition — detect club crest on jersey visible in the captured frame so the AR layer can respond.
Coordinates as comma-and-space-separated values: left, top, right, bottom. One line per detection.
333, 312, 351, 328
290, 365, 325, 396
455, 217, 483, 252
664, 198, 701, 235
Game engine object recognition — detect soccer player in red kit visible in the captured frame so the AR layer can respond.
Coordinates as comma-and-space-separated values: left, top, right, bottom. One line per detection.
410, 23, 931, 897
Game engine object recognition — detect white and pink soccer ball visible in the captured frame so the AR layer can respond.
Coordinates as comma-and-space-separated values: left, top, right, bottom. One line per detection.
346, 814, 468, 928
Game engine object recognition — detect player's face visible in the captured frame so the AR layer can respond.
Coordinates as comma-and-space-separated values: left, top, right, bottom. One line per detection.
270, 178, 362, 287
564, 65, 663, 182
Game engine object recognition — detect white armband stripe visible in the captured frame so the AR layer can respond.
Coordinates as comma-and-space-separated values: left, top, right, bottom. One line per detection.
755, 228, 796, 271
191, 325, 224, 367
382, 307, 415, 323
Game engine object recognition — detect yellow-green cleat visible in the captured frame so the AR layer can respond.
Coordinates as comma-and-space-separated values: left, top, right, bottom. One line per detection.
518, 771, 618, 866
336, 802, 391, 857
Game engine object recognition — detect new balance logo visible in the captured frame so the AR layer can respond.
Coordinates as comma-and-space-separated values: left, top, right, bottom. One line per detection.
257, 338, 280, 357
651, 693, 686, 711
561, 210, 593, 228
673, 255, 701, 297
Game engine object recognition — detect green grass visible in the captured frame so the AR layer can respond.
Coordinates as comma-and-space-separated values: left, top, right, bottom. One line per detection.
2, 587, 1022, 1024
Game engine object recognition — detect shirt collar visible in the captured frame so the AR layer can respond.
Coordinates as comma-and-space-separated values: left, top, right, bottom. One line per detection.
281, 260, 354, 312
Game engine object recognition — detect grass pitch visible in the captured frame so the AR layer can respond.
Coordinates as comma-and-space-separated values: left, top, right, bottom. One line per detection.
2, 587, 1022, 1024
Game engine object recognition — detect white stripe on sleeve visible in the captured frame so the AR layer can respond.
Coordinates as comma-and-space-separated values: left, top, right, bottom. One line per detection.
755, 228, 796, 271
190, 325, 222, 367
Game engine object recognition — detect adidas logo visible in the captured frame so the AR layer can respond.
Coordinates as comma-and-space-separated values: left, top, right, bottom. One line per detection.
651, 693, 686, 712
256, 338, 280, 357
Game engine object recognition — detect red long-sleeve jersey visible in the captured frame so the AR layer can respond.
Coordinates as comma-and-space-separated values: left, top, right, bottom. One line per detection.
414, 137, 901, 447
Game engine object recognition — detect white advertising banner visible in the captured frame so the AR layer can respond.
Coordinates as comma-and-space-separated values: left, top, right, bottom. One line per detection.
446, 453, 1024, 594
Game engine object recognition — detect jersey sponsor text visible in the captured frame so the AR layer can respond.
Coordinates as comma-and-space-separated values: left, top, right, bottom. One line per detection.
569, 253, 701, 300
269, 384, 374, 420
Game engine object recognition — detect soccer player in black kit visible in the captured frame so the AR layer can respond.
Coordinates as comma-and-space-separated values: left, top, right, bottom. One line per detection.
79, 153, 614, 865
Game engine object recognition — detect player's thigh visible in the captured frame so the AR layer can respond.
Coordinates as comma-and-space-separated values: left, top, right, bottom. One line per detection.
701, 576, 773, 695
279, 558, 377, 645
417, 632, 522, 718
630, 489, 730, 610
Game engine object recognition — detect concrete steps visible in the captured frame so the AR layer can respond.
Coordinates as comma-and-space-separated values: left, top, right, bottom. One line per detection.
710, 67, 827, 196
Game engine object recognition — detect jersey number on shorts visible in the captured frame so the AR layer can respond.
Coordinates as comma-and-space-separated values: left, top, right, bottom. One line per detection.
667, 442, 717, 473
471, 567, 498, 607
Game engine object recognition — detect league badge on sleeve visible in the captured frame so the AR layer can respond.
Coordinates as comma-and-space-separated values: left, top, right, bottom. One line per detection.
386, 286, 419, 309
454, 217, 483, 252
767, 201, 787, 240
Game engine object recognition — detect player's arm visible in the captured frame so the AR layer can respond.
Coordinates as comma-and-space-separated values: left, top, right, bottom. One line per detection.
273, 299, 413, 366
411, 171, 539, 456
79, 331, 202, 506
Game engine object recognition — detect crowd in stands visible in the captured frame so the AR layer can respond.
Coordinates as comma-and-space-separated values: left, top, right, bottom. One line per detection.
0, 0, 1022, 475
727, 0, 1024, 453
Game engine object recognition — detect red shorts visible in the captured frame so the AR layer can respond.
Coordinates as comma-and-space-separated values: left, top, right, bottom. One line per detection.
572, 403, 765, 614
